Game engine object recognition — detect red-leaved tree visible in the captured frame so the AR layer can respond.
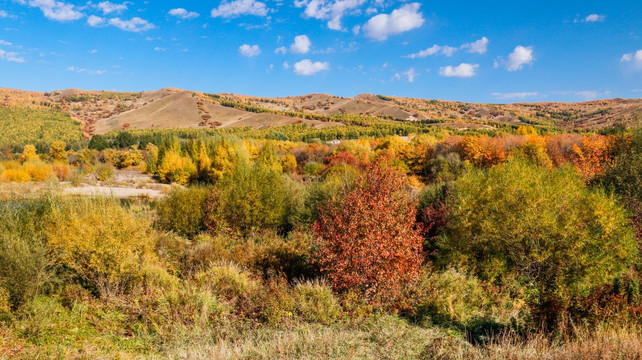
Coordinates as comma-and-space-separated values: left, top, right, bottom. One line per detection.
312, 161, 424, 306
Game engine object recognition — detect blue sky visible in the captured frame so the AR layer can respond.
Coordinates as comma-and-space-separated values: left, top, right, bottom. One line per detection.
0, 0, 641, 103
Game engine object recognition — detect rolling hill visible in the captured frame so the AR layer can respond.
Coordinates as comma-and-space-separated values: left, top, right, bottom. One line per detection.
0, 87, 640, 145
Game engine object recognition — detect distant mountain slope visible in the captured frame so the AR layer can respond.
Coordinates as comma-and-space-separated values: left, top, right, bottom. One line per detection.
0, 88, 640, 140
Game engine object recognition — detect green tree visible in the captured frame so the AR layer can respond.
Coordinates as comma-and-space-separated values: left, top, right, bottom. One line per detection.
204, 160, 288, 236
88, 134, 108, 151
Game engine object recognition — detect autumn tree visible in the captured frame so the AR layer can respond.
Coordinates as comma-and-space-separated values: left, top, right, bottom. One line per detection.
157, 150, 197, 185
21, 145, 38, 162
49, 141, 68, 162
281, 154, 298, 173
313, 161, 424, 306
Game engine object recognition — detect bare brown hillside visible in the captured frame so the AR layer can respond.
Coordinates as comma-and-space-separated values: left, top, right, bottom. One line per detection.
0, 87, 640, 138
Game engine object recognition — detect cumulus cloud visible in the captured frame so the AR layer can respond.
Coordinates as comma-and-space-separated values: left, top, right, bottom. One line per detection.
491, 92, 539, 100
293, 59, 329, 75
621, 49, 642, 70
211, 0, 269, 18
109, 17, 155, 32
407, 44, 457, 58
168, 8, 200, 19
294, 0, 366, 31
96, 1, 128, 15
499, 46, 534, 71
439, 63, 478, 78
0, 10, 9, 18
24, 0, 84, 22
583, 14, 606, 22
461, 37, 489, 54
239, 44, 261, 57
87, 15, 105, 27
363, 2, 424, 41
290, 35, 311, 54
0, 48, 25, 63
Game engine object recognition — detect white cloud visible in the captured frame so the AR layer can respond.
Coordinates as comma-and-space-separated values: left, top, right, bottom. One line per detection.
25, 0, 84, 22
211, 0, 269, 18
407, 44, 457, 58
274, 46, 287, 54
584, 14, 606, 22
96, 1, 128, 15
67, 66, 105, 75
154, 47, 166, 51
293, 59, 329, 75
491, 92, 539, 100
168, 8, 200, 19
290, 35, 311, 54
294, 0, 366, 31
283, 61, 290, 69
0, 10, 9, 18
239, 44, 261, 57
439, 63, 478, 78
504, 46, 534, 71
403, 68, 417, 82
0, 40, 12, 46
552, 90, 611, 100
352, 25, 360, 35
0, 48, 25, 63
621, 49, 642, 70
87, 15, 104, 27
363, 2, 424, 41
90, 49, 98, 54
461, 37, 489, 54
109, 17, 154, 32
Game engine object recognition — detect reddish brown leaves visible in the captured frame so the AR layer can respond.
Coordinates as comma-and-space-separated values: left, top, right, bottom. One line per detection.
312, 161, 424, 307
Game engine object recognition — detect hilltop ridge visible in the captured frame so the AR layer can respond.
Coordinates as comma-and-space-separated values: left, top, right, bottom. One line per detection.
0, 87, 640, 140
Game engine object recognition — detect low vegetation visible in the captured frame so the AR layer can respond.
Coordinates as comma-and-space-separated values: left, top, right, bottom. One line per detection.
0, 122, 641, 358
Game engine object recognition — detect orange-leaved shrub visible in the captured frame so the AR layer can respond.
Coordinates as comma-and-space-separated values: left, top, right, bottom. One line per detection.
313, 161, 424, 307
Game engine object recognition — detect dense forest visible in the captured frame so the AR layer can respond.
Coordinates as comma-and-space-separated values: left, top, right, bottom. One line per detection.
0, 123, 641, 358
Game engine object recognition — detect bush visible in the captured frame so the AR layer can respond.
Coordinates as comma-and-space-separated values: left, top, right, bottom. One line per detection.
22, 161, 53, 182
303, 161, 325, 176
441, 159, 637, 325
250, 231, 316, 282
94, 162, 115, 182
52, 163, 72, 181
1, 168, 30, 182
413, 269, 529, 329
313, 161, 424, 307
45, 197, 159, 296
194, 262, 262, 317
292, 279, 342, 324
0, 198, 51, 308
204, 161, 289, 236
156, 186, 211, 237
157, 150, 197, 185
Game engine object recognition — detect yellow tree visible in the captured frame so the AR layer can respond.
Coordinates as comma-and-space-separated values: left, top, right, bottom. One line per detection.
21, 145, 38, 162
49, 141, 68, 162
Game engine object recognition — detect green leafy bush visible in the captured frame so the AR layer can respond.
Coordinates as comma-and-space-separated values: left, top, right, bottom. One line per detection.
156, 186, 211, 237
440, 159, 638, 324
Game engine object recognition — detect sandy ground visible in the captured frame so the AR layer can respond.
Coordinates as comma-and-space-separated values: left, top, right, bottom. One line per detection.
63, 186, 165, 199
0, 169, 171, 199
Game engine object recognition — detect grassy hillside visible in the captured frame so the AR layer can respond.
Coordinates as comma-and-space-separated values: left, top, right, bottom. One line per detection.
0, 106, 82, 147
